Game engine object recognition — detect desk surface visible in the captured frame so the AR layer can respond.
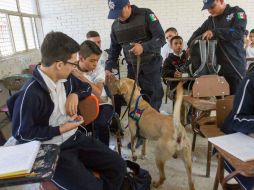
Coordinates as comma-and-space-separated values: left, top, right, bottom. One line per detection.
0, 144, 59, 187
215, 145, 254, 177
183, 95, 216, 111
163, 77, 196, 82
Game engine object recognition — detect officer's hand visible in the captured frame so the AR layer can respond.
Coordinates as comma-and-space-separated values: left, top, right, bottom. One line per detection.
202, 30, 214, 40
129, 43, 144, 56
105, 70, 113, 79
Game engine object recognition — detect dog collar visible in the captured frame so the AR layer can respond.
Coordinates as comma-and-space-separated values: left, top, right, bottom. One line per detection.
129, 95, 144, 121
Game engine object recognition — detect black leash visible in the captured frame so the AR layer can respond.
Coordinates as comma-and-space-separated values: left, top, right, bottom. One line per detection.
120, 55, 141, 120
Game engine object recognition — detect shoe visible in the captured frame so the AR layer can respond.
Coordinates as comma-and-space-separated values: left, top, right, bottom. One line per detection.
127, 138, 143, 149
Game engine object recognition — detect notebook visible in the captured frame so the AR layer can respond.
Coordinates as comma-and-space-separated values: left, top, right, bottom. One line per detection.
0, 141, 41, 179
208, 132, 254, 162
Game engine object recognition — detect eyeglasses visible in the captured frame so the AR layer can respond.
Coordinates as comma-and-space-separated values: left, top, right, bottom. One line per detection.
65, 61, 79, 68
56, 60, 79, 68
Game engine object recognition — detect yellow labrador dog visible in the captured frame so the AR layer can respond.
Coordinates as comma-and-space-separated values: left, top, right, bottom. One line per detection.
109, 78, 194, 190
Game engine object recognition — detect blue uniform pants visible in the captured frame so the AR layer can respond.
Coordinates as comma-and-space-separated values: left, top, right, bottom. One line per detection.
52, 134, 126, 190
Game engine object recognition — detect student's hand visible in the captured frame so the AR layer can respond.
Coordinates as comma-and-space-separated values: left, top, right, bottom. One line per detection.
59, 114, 84, 134
66, 93, 79, 116
174, 70, 182, 78
72, 68, 87, 81
129, 43, 144, 56
202, 30, 214, 40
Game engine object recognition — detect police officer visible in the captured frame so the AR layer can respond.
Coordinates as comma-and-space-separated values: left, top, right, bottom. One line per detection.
106, 0, 165, 111
187, 0, 247, 94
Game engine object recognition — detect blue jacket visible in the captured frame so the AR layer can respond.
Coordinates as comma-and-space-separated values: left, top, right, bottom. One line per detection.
187, 4, 247, 77
222, 72, 254, 134
7, 66, 92, 143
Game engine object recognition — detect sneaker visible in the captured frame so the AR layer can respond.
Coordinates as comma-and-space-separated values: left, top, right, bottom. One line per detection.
127, 138, 143, 149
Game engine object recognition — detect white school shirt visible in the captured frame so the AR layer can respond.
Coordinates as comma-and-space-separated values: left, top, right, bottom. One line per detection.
83, 63, 111, 105
38, 68, 76, 145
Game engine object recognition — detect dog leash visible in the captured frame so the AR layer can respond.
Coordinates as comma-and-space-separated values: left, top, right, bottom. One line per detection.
120, 55, 141, 120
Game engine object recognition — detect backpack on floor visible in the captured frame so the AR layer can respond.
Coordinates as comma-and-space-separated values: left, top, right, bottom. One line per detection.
121, 160, 151, 190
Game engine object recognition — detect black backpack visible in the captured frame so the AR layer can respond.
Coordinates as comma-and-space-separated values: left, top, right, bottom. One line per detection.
121, 160, 151, 190
188, 36, 220, 77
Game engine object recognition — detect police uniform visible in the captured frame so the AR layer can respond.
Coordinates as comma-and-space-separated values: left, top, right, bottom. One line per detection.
106, 5, 165, 110
187, 4, 247, 94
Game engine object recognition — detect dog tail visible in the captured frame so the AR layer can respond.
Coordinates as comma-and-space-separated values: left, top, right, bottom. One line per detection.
173, 82, 184, 138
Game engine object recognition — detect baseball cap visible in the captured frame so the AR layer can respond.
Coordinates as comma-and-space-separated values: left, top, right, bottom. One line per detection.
202, 0, 215, 10
108, 0, 129, 19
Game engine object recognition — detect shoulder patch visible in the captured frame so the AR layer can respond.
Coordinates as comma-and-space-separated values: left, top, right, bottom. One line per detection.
149, 13, 158, 22
237, 12, 247, 20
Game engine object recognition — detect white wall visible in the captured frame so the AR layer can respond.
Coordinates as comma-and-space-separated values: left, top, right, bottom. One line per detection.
39, 0, 254, 50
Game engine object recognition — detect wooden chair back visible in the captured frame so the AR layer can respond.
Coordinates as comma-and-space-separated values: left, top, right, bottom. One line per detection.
216, 96, 234, 129
78, 95, 99, 125
192, 75, 230, 98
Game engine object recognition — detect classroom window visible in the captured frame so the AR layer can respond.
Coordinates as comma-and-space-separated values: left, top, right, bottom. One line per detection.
0, 13, 13, 56
0, 0, 40, 58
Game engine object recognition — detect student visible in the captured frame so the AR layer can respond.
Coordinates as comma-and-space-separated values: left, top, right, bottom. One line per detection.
7, 31, 126, 190
162, 36, 189, 89
221, 72, 254, 189
72, 40, 113, 146
246, 29, 254, 71
86, 31, 109, 68
188, 0, 247, 94
161, 27, 178, 64
161, 27, 187, 64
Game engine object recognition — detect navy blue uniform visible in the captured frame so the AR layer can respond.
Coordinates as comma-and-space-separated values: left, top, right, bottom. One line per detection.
106, 5, 165, 111
221, 72, 254, 190
188, 4, 247, 94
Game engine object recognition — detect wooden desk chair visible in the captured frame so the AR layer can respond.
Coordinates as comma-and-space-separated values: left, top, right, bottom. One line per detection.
199, 96, 234, 177
213, 145, 254, 190
0, 75, 32, 142
183, 75, 230, 177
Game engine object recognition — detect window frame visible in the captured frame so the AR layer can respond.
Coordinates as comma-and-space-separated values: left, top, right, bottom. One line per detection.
0, 0, 41, 59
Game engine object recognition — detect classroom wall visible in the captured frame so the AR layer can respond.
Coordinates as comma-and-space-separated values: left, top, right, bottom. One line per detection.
38, 0, 254, 50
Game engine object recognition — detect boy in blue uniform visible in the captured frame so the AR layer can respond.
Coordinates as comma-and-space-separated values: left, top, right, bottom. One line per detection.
221, 71, 254, 189
7, 31, 126, 190
188, 0, 247, 94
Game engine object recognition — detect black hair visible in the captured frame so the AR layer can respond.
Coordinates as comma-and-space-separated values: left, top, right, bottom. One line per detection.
250, 29, 254, 34
165, 27, 178, 34
86, 31, 100, 38
41, 31, 79, 67
79, 40, 102, 58
170, 35, 183, 45
244, 30, 249, 36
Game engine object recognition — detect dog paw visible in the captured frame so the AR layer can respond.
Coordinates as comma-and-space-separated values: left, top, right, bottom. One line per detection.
132, 155, 137, 161
152, 181, 161, 188
140, 154, 147, 160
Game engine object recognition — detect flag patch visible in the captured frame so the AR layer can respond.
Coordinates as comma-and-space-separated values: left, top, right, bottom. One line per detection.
237, 12, 246, 20
149, 14, 158, 22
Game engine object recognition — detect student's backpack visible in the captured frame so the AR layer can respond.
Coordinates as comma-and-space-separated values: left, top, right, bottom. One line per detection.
121, 160, 151, 190
188, 36, 220, 77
